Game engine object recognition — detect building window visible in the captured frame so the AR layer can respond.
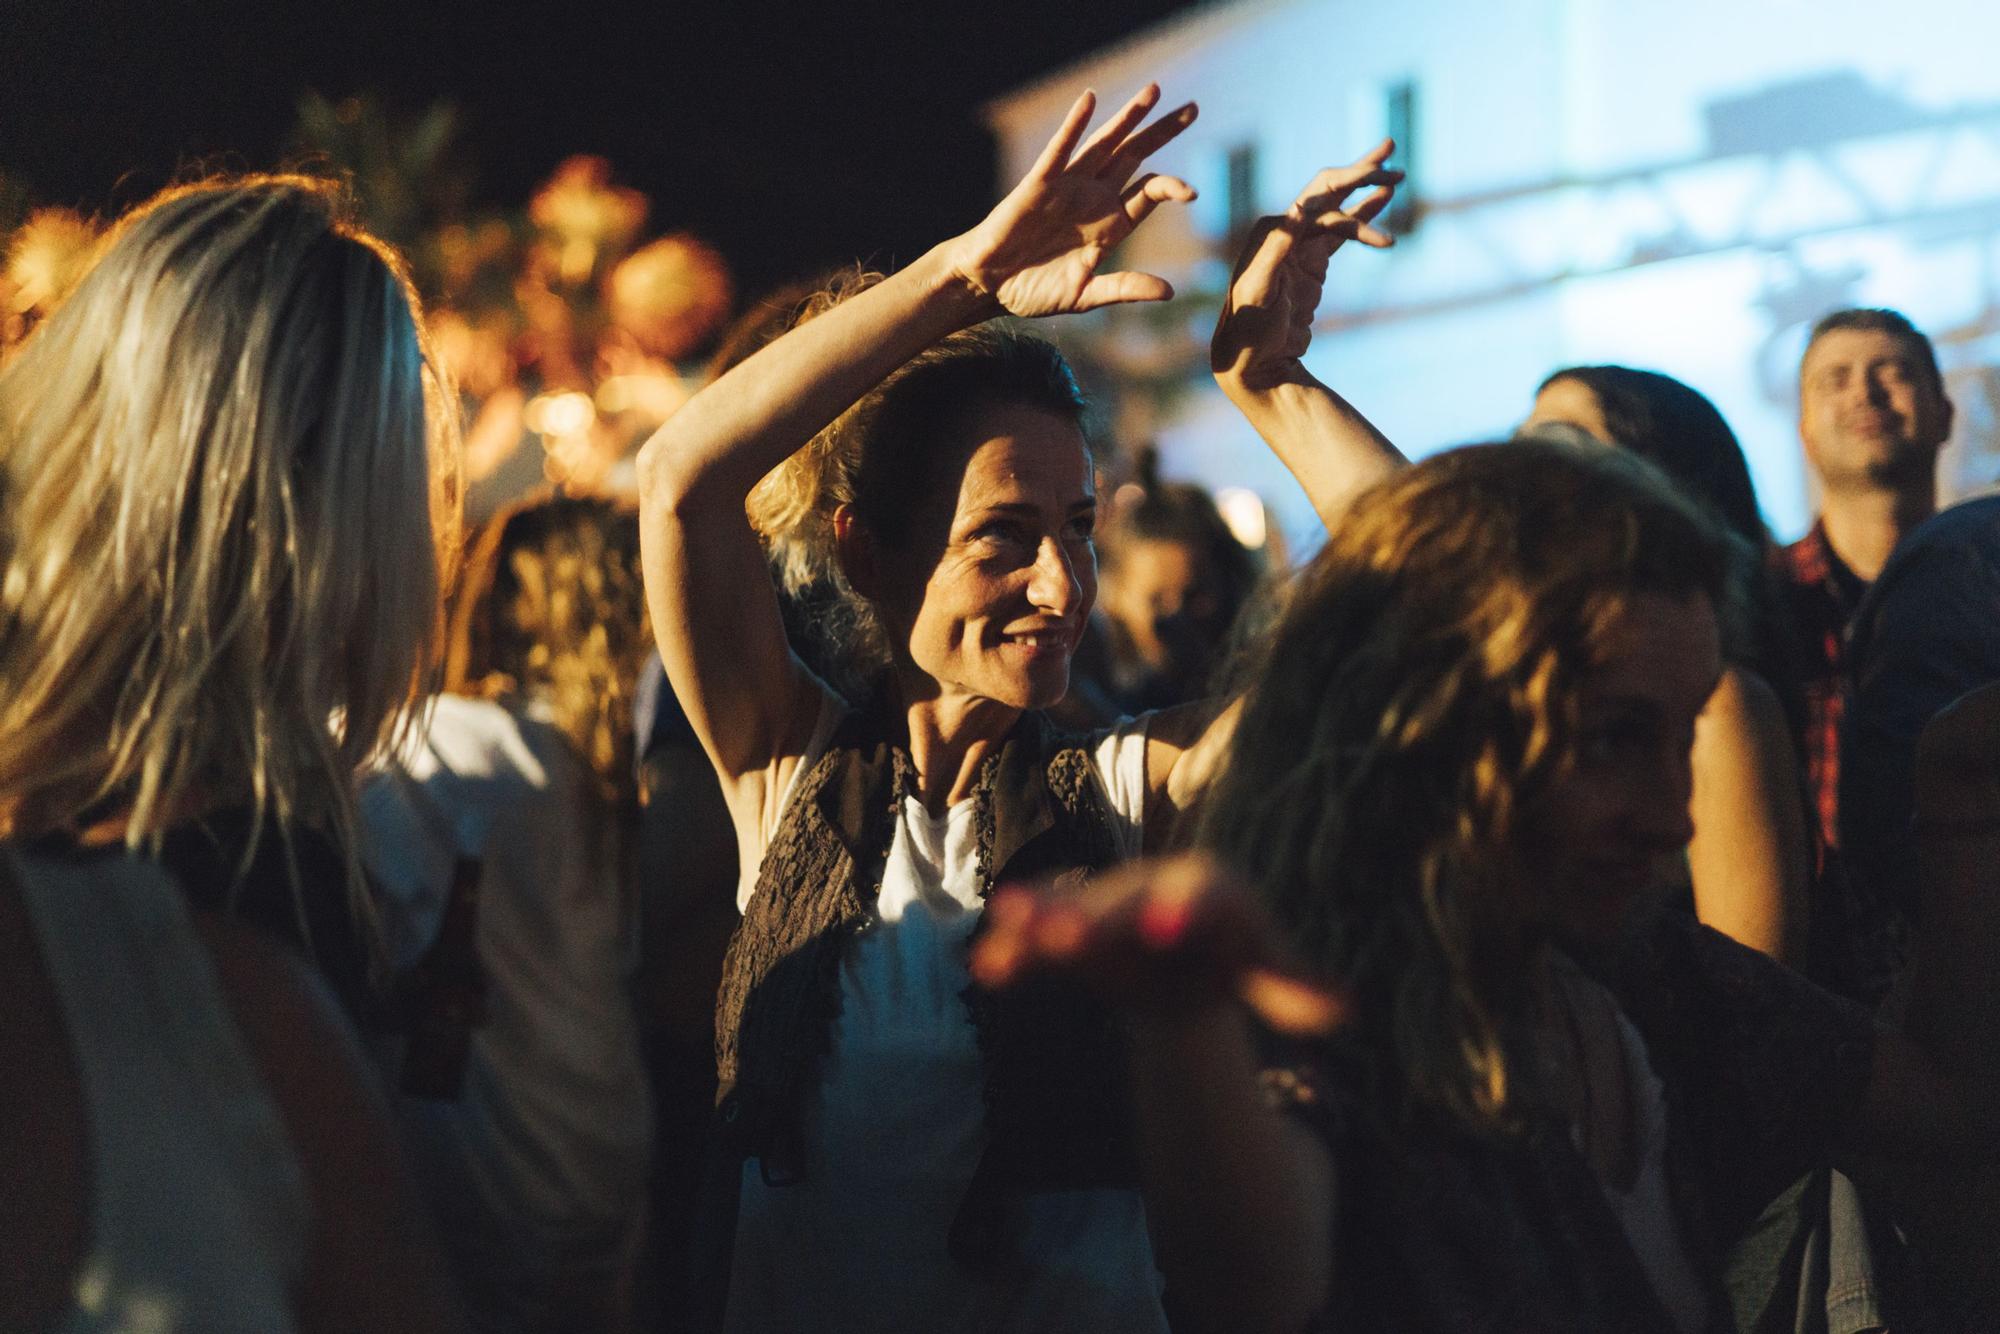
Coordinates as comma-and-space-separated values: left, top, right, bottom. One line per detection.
1385, 80, 1418, 234
1227, 142, 1259, 245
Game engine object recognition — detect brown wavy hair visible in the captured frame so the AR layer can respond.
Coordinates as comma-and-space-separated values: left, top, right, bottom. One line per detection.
445, 492, 649, 807
744, 269, 1091, 692
1198, 439, 1730, 1133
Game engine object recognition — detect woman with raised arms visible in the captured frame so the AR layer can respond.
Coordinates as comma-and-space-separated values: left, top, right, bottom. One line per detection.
636, 84, 1399, 1330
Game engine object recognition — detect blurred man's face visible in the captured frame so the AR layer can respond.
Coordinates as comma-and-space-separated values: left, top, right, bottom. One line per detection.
1799, 327, 1952, 493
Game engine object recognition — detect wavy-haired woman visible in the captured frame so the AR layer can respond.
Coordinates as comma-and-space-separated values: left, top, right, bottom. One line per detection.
975, 439, 2000, 1332
0, 177, 460, 1328
637, 85, 1399, 1328
362, 492, 654, 1332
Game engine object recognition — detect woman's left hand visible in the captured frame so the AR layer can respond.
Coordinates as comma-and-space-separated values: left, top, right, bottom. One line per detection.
942, 83, 1198, 318
1212, 144, 1401, 396
971, 852, 1345, 1036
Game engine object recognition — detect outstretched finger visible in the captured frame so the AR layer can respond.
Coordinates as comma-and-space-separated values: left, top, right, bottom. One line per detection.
1120, 172, 1198, 229
1101, 101, 1200, 185
1031, 90, 1100, 179
1345, 185, 1398, 247
1291, 166, 1404, 220
1301, 187, 1398, 251
1075, 269, 1176, 311
1226, 214, 1301, 294
1068, 83, 1162, 175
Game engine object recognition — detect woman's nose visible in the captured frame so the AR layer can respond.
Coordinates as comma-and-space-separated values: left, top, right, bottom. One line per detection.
1029, 537, 1083, 615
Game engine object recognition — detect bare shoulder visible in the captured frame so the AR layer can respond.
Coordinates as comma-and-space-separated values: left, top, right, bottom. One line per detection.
1700, 666, 1794, 757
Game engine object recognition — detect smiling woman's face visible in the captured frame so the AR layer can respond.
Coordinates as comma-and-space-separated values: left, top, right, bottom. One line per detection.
1518, 589, 1721, 952
871, 401, 1097, 711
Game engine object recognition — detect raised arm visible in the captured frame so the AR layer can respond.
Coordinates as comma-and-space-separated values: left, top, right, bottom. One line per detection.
1140, 148, 1405, 838
1686, 666, 1810, 963
635, 85, 1198, 822
1210, 141, 1407, 531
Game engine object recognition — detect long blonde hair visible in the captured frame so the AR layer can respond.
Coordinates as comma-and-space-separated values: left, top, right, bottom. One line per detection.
1199, 440, 1729, 1134
0, 174, 458, 915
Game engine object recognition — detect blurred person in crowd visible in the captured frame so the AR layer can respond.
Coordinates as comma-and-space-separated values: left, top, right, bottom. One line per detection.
0, 175, 461, 1330
1782, 309, 1951, 1001
362, 493, 654, 1333
636, 81, 1400, 1329
976, 438, 2000, 1334
1075, 448, 1262, 717
1522, 366, 1809, 968
2, 205, 102, 363
1525, 365, 1931, 1332
0, 171, 458, 1025
1840, 486, 2000, 996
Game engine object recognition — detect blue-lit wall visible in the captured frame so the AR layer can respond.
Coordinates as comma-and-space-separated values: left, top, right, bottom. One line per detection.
990, 0, 2000, 553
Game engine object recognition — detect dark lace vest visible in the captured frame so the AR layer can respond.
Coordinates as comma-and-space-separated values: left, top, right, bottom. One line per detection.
711, 702, 1136, 1261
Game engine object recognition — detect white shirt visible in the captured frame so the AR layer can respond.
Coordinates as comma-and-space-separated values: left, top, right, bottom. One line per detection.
724, 705, 1167, 1333
1551, 959, 1711, 1334
360, 694, 651, 1321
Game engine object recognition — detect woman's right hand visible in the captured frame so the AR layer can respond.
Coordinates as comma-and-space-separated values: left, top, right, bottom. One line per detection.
942, 83, 1198, 318
970, 852, 1345, 1037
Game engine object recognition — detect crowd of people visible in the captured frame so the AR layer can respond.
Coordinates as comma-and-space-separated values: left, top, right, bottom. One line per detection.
3, 77, 2000, 1333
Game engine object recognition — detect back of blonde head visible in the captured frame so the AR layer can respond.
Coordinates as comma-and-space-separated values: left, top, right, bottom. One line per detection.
0, 174, 456, 881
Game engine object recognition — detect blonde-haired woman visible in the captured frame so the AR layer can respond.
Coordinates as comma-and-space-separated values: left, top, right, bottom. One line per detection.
0, 176, 461, 1329
0, 171, 455, 1020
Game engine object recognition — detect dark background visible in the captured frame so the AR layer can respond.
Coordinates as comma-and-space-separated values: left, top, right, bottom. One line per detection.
1, 0, 1201, 299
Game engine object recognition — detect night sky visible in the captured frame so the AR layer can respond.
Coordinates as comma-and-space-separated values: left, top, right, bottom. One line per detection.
2, 0, 1202, 300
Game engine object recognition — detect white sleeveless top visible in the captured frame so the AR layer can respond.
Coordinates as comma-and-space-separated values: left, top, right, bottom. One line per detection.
724, 707, 1168, 1333
10, 845, 308, 1333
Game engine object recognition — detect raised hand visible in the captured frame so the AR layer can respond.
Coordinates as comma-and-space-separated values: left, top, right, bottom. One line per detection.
1211, 141, 1402, 392
970, 852, 1345, 1036
945, 84, 1198, 318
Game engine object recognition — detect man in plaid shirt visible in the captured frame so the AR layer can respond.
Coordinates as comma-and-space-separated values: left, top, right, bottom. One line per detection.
1776, 308, 1952, 1001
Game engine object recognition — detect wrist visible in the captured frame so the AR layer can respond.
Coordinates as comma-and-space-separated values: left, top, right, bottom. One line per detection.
1215, 364, 1323, 409
916, 239, 1005, 326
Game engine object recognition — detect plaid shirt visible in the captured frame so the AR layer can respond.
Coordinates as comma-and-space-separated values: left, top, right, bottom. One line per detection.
1775, 522, 1867, 868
